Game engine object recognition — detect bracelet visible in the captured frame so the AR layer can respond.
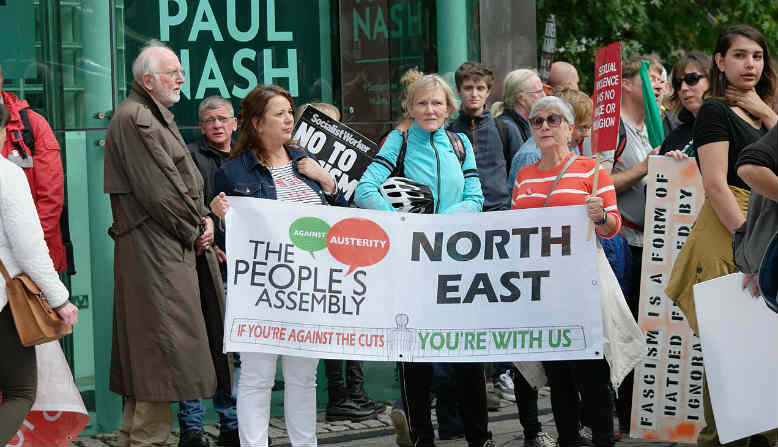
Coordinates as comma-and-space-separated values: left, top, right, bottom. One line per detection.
595, 211, 608, 226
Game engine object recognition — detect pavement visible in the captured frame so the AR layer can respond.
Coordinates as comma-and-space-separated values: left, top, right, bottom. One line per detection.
73, 388, 683, 447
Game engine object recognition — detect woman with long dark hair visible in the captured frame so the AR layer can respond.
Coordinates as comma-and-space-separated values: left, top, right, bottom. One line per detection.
666, 24, 777, 446
659, 51, 712, 156
210, 85, 346, 447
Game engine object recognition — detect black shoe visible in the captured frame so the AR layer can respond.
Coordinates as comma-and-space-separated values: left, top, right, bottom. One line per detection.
350, 392, 387, 413
326, 398, 377, 421
217, 429, 239, 447
179, 429, 210, 447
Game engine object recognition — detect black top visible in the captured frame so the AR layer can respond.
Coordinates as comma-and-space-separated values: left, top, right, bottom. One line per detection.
694, 99, 769, 190
736, 125, 777, 172
660, 121, 695, 156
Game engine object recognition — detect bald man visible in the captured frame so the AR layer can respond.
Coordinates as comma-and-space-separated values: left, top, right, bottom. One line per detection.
548, 61, 580, 91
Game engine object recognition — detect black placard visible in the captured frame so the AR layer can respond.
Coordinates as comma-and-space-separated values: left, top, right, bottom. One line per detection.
293, 106, 378, 202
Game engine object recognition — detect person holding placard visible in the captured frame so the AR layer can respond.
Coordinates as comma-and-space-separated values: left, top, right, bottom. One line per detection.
210, 85, 347, 447
511, 96, 621, 447
355, 74, 491, 447
665, 24, 777, 447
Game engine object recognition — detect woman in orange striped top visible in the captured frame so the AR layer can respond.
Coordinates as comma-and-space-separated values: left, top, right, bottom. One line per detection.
511, 96, 620, 447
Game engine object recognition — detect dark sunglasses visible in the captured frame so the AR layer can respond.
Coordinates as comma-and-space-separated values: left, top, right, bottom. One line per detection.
529, 113, 565, 129
672, 72, 705, 91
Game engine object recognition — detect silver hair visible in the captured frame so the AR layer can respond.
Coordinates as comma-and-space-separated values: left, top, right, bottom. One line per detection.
198, 96, 234, 119
490, 68, 540, 117
529, 96, 575, 124
132, 39, 174, 84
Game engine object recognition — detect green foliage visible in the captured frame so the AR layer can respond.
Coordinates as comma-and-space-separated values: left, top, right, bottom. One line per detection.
537, 0, 778, 94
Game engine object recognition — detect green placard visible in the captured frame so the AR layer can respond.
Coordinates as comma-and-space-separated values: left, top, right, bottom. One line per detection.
0, 1, 36, 79
122, 0, 324, 126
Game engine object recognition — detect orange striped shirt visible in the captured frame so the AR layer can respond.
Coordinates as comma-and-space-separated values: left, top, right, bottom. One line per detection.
511, 153, 622, 238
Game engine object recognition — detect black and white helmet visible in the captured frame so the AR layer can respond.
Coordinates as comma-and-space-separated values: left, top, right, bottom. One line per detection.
379, 177, 434, 214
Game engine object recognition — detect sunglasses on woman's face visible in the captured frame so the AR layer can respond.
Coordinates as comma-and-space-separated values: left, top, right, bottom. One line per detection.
672, 72, 705, 91
529, 113, 564, 129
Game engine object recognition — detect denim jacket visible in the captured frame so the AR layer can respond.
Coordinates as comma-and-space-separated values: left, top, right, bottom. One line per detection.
213, 146, 347, 206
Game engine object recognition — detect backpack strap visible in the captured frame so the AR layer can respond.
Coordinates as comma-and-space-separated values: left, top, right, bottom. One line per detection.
494, 117, 510, 168
19, 107, 36, 156
445, 130, 465, 166
614, 118, 627, 165
390, 130, 409, 177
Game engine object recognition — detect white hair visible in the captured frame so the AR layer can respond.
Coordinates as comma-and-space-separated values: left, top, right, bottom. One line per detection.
132, 39, 174, 84
529, 96, 575, 124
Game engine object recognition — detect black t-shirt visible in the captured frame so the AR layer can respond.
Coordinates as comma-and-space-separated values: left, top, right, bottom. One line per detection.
660, 121, 695, 156
736, 125, 777, 173
694, 99, 769, 190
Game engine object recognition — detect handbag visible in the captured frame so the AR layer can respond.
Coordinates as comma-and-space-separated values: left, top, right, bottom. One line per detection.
0, 258, 71, 346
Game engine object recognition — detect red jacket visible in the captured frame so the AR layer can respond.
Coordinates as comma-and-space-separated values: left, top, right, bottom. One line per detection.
1, 91, 67, 273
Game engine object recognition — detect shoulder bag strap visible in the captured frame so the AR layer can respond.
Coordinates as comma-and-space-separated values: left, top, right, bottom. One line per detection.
542, 155, 578, 207
0, 256, 12, 283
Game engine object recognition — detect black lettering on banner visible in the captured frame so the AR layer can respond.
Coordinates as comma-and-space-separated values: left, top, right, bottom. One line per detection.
511, 227, 538, 258
437, 274, 461, 303
541, 226, 571, 256
412, 232, 443, 261
446, 231, 481, 261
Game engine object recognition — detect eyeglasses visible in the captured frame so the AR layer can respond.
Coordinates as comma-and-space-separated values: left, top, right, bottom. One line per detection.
672, 72, 705, 91
156, 69, 186, 79
201, 116, 235, 125
523, 89, 545, 96
529, 113, 565, 129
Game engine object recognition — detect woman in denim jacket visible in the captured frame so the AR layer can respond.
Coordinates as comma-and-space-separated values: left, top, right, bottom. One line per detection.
211, 85, 345, 447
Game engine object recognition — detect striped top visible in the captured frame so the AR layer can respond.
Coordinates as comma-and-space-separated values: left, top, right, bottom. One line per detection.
268, 162, 325, 204
511, 153, 622, 238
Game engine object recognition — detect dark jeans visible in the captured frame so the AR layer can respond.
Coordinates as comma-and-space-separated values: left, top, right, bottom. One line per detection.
399, 362, 490, 447
616, 245, 642, 430
178, 352, 240, 433
0, 307, 37, 445
544, 359, 614, 447
431, 363, 463, 439
512, 368, 541, 440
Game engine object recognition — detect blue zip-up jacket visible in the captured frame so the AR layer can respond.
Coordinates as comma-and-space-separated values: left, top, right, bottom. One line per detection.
213, 146, 347, 205
355, 122, 483, 214
448, 109, 520, 211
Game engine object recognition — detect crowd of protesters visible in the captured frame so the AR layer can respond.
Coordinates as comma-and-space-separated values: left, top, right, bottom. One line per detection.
0, 21, 776, 447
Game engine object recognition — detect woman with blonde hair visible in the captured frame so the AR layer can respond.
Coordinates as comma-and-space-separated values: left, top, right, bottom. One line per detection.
356, 74, 492, 447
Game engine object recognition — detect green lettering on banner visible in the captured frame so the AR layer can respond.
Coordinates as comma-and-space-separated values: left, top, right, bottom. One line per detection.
227, 0, 259, 41
159, 0, 186, 41
196, 48, 229, 98
124, 0, 320, 127
188, 0, 223, 41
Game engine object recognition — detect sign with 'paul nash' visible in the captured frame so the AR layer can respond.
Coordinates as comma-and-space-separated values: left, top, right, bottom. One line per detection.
223, 198, 604, 362
124, 0, 325, 126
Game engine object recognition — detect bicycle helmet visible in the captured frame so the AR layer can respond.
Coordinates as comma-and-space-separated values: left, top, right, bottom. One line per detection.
379, 177, 434, 214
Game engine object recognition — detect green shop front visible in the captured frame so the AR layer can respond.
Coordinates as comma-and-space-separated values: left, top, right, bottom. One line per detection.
0, 0, 534, 433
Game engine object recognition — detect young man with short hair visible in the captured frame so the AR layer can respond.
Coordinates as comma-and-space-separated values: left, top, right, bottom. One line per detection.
448, 61, 555, 447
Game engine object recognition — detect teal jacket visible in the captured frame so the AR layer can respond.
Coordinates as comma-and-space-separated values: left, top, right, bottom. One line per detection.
355, 122, 483, 214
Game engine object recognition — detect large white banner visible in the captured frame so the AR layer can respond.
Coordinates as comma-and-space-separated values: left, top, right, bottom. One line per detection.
223, 198, 603, 362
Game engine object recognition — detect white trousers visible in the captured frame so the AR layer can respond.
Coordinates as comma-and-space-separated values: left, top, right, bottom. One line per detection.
237, 352, 319, 446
